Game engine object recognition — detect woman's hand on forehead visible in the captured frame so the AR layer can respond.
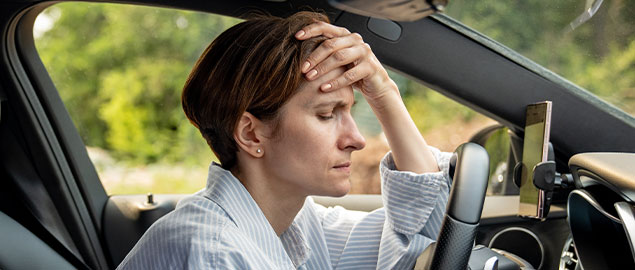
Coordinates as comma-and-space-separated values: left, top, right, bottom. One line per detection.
295, 21, 398, 104
296, 20, 440, 176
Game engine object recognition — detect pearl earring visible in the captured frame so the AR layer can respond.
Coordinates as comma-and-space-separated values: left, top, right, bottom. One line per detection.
257, 148, 262, 153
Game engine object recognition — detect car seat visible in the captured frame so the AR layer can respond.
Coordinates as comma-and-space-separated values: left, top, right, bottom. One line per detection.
0, 211, 74, 269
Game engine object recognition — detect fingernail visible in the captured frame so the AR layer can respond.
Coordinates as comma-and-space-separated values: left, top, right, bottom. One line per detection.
307, 69, 317, 79
321, 83, 332, 91
295, 30, 305, 38
302, 62, 310, 73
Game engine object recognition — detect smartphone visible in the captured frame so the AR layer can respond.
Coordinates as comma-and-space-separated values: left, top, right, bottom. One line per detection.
518, 101, 552, 219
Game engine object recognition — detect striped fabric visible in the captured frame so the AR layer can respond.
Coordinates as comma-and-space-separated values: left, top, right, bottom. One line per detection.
117, 148, 452, 269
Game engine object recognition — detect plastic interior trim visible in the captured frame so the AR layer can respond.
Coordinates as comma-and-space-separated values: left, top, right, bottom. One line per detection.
614, 202, 635, 261
447, 143, 490, 224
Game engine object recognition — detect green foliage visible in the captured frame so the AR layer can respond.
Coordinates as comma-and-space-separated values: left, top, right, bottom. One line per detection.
445, 0, 635, 115
565, 40, 635, 112
35, 3, 241, 166
484, 128, 510, 177
402, 80, 477, 134
98, 59, 187, 163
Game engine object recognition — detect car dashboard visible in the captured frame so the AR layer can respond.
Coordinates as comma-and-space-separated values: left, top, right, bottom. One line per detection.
567, 153, 635, 269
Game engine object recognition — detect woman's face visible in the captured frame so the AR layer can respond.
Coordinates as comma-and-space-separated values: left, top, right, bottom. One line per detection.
261, 67, 366, 197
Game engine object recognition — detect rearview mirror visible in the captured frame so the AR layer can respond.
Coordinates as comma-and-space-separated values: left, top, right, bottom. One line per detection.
328, 0, 448, 22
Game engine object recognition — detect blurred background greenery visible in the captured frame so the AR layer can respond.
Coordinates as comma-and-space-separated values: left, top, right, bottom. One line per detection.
447, 0, 635, 113
34, 1, 633, 195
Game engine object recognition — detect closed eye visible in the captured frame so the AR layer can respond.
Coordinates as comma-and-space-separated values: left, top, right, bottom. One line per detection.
318, 114, 334, 120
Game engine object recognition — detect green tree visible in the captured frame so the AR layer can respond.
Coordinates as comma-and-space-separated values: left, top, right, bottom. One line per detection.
36, 3, 241, 164
445, 0, 635, 115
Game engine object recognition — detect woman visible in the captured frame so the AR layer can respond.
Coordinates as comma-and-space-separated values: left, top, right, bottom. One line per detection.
118, 11, 452, 269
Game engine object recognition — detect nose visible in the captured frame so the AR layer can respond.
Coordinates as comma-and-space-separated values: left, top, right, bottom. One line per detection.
337, 113, 366, 151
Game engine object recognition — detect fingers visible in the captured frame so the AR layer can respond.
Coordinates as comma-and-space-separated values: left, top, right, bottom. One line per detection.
295, 21, 351, 40
320, 60, 375, 92
295, 21, 386, 94
307, 47, 363, 80
304, 34, 365, 76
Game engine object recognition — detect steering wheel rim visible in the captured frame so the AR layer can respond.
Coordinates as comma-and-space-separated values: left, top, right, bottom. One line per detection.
428, 142, 490, 270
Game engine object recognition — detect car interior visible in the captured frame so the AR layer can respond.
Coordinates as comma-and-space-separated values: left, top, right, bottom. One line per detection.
1, 0, 634, 269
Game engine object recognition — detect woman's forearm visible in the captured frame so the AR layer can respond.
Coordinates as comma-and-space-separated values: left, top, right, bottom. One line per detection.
367, 85, 439, 174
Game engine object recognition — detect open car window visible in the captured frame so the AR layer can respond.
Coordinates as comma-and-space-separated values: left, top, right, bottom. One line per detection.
34, 2, 515, 196
445, 0, 635, 116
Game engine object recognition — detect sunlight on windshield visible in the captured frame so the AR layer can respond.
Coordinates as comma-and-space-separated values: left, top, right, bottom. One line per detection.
446, 0, 635, 116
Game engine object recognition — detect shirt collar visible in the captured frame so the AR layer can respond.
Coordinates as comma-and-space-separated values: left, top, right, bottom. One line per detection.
202, 162, 311, 268
280, 216, 312, 267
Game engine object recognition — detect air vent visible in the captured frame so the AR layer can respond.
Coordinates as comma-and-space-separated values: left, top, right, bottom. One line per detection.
488, 227, 543, 269
559, 236, 579, 270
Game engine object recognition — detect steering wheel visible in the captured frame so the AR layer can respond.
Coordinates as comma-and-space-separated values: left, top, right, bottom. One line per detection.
417, 142, 490, 270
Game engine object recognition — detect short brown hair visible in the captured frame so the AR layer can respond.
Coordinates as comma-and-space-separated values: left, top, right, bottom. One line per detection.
182, 11, 329, 169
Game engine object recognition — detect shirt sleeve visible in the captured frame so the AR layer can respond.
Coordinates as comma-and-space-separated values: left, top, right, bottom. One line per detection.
312, 146, 453, 270
380, 146, 452, 236
377, 147, 453, 269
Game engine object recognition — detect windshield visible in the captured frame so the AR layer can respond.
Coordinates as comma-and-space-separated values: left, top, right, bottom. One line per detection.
445, 0, 635, 116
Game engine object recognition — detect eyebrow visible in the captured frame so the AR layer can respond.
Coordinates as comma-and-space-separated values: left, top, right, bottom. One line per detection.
311, 99, 357, 109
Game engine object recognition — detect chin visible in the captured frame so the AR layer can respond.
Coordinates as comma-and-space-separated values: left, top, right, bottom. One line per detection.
326, 178, 351, 197
329, 188, 349, 198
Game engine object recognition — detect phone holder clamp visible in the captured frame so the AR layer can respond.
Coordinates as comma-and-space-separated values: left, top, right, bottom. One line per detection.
513, 161, 556, 191
512, 143, 556, 191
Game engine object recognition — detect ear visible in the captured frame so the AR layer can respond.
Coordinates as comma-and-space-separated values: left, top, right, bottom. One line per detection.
233, 111, 266, 158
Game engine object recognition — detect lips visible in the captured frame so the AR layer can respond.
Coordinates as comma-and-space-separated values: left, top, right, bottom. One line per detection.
333, 161, 351, 169
333, 162, 352, 174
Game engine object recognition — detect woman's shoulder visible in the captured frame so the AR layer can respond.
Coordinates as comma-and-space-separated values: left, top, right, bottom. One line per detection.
117, 194, 234, 269
144, 193, 231, 242
151, 193, 250, 244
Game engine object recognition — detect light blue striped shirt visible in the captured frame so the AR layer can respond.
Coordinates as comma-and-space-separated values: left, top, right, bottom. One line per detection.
118, 148, 452, 269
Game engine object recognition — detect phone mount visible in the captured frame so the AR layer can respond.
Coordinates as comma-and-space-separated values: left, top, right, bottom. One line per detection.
513, 143, 556, 217
513, 143, 556, 191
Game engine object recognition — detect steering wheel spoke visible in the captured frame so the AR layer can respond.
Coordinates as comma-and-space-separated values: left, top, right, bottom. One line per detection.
422, 143, 490, 270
